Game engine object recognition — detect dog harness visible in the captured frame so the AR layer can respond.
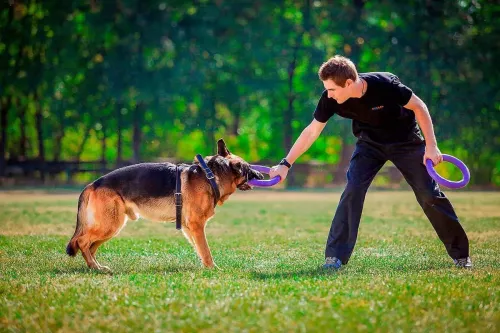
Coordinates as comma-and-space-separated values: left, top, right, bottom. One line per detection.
175, 154, 221, 230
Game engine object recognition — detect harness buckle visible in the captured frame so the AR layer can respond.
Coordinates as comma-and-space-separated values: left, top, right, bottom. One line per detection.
175, 192, 182, 205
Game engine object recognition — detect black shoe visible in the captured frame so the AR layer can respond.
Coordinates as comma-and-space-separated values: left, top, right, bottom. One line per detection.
453, 257, 473, 268
323, 257, 342, 270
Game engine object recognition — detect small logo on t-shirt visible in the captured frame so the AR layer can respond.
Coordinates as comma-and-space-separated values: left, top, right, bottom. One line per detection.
371, 105, 384, 110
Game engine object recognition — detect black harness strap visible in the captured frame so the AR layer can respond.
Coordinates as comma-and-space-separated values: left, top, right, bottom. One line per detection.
175, 156, 221, 230
195, 154, 220, 207
175, 165, 182, 230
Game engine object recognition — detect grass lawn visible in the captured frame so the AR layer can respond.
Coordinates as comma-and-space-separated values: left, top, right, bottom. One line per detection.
0, 189, 499, 332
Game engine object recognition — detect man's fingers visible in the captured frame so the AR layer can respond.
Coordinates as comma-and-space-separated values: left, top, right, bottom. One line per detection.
269, 166, 279, 178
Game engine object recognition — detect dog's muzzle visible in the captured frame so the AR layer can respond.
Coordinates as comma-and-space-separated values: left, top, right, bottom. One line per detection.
237, 183, 253, 191
237, 169, 264, 191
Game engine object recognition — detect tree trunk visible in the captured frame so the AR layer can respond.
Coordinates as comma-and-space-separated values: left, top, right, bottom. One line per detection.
76, 124, 92, 163
331, 0, 365, 186
0, 5, 15, 177
100, 121, 106, 174
0, 97, 11, 177
116, 101, 123, 165
283, 0, 311, 187
284, 59, 295, 155
232, 101, 241, 136
284, 63, 296, 186
52, 130, 64, 162
207, 93, 216, 153
34, 93, 45, 182
424, 0, 443, 108
332, 139, 355, 185
19, 98, 28, 159
348, 0, 365, 64
132, 102, 143, 163
52, 101, 64, 162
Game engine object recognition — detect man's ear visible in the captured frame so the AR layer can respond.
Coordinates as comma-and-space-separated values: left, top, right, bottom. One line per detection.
345, 78, 354, 87
217, 138, 231, 157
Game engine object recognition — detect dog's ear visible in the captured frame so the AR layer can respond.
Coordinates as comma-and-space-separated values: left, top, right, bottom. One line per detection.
217, 139, 231, 157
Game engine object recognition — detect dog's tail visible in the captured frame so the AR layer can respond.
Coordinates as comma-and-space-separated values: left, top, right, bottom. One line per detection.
66, 184, 93, 256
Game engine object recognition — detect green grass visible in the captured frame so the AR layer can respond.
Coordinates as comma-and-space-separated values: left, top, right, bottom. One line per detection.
0, 190, 499, 332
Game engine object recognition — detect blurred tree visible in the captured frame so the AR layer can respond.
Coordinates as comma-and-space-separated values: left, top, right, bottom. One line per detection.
0, 0, 498, 186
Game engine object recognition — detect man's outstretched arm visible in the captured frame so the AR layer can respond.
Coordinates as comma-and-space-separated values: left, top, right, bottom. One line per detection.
269, 119, 327, 182
404, 93, 443, 166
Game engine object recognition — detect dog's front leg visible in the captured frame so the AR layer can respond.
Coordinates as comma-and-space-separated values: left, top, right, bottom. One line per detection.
187, 224, 216, 268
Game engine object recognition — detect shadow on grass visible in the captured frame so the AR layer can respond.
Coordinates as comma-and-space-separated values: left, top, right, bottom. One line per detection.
249, 261, 454, 280
51, 264, 199, 276
51, 257, 460, 278
249, 267, 341, 280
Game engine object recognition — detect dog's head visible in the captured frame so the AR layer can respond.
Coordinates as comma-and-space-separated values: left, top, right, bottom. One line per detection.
216, 139, 264, 191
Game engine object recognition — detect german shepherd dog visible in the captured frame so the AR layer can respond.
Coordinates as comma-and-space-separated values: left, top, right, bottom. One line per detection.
66, 139, 264, 273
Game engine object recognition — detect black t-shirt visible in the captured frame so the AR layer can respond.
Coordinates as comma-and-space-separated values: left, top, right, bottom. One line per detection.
314, 72, 424, 143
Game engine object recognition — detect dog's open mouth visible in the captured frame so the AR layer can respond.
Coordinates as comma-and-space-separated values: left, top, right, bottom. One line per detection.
237, 183, 252, 191
237, 169, 264, 191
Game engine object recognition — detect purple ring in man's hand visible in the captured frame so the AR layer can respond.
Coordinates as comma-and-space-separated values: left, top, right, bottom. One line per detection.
425, 154, 470, 189
248, 165, 281, 187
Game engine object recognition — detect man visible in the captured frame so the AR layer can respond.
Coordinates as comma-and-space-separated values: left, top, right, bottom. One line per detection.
269, 55, 472, 270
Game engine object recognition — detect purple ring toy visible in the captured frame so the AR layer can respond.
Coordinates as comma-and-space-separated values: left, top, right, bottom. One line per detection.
425, 154, 470, 189
248, 165, 281, 187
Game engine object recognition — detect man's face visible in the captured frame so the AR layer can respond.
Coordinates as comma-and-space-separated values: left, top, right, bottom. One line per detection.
323, 79, 354, 104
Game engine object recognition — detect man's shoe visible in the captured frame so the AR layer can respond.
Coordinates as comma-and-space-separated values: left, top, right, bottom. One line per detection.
454, 257, 473, 268
323, 257, 342, 270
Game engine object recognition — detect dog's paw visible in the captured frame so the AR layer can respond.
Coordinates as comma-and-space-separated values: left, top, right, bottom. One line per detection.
203, 262, 222, 270
98, 265, 113, 274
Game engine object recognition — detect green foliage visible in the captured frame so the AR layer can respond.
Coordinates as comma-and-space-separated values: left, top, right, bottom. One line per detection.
0, 0, 499, 186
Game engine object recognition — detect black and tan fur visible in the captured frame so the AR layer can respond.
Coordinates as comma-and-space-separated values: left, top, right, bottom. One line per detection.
66, 139, 263, 273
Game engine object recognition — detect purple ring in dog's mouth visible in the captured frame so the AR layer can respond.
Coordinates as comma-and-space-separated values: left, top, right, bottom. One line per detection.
248, 165, 281, 187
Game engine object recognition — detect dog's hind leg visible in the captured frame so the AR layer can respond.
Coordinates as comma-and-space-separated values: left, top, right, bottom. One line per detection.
72, 188, 102, 271
78, 188, 127, 273
89, 240, 112, 273
77, 234, 101, 271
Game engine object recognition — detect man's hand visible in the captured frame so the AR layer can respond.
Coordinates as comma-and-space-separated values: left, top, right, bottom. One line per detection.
269, 164, 290, 183
424, 145, 443, 166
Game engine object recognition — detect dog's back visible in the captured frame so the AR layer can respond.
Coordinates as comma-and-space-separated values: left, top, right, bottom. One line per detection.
93, 162, 184, 199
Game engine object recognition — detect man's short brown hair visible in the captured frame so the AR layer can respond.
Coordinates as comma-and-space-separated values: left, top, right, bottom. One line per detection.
318, 55, 358, 87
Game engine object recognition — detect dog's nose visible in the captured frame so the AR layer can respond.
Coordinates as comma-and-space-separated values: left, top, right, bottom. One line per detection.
252, 170, 264, 180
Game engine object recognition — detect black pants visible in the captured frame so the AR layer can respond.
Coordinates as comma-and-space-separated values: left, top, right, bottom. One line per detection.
325, 138, 470, 264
